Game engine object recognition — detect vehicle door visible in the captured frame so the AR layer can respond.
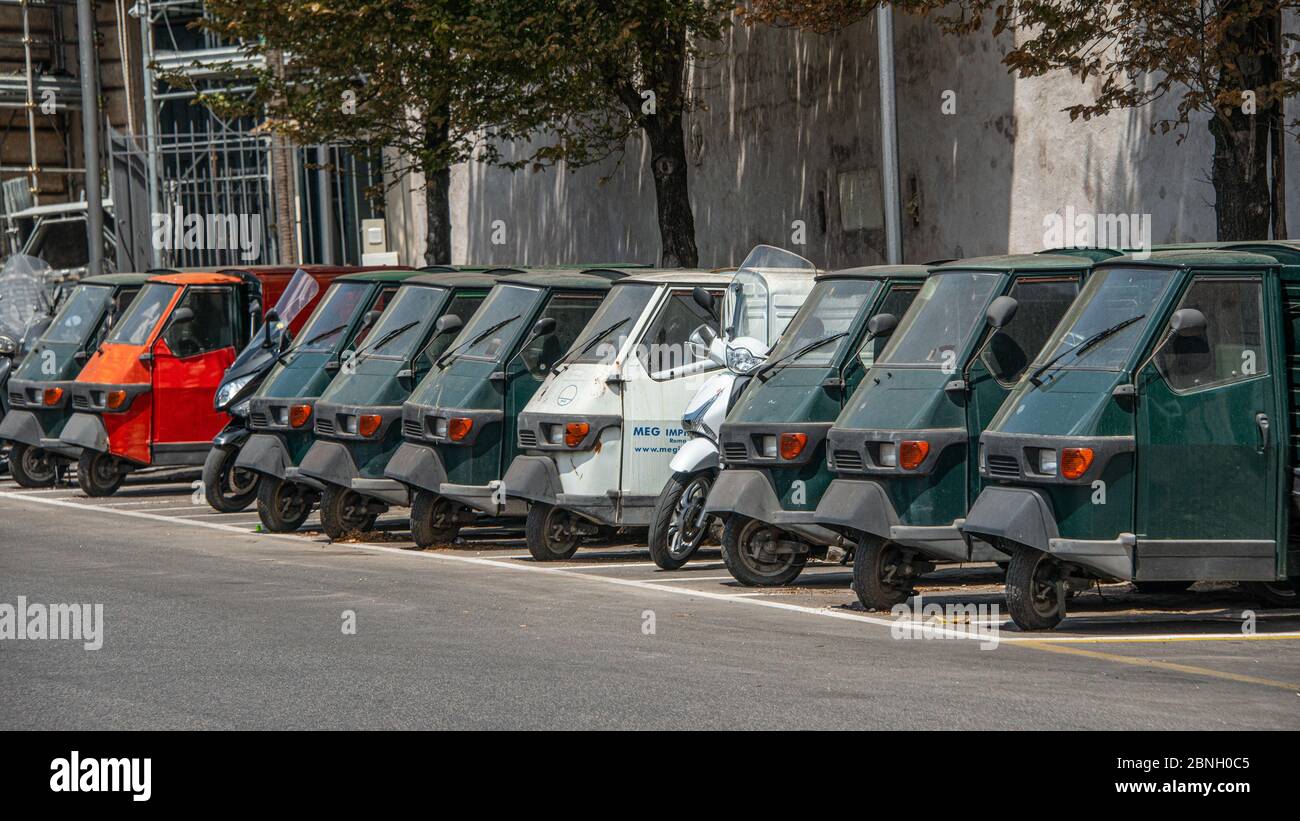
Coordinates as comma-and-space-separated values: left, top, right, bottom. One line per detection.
152, 285, 240, 447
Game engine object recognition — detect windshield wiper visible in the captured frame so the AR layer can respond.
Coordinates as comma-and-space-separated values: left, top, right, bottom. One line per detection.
276, 321, 349, 363
435, 313, 521, 367
550, 316, 629, 374
1029, 314, 1145, 386
353, 320, 419, 361
753, 332, 847, 382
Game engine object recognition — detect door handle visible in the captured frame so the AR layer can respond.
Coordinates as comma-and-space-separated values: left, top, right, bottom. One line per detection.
1256, 412, 1270, 452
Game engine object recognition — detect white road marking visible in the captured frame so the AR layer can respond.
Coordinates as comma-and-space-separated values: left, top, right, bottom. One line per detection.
3, 489, 1298, 645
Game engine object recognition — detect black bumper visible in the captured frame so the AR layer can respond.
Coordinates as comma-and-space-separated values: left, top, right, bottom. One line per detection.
298, 440, 360, 489
384, 441, 449, 494
59, 413, 109, 454
703, 469, 844, 546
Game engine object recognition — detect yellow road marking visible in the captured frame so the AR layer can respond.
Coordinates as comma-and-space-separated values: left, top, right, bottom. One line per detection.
1016, 640, 1300, 692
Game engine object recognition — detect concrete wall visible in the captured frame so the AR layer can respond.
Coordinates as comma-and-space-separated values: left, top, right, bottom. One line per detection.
434, 11, 1299, 270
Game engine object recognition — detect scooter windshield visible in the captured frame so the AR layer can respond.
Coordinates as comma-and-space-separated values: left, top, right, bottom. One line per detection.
273, 268, 321, 326
40, 284, 112, 344
726, 245, 818, 346
1032, 266, 1174, 371
106, 283, 177, 346
766, 279, 880, 368
877, 271, 1000, 367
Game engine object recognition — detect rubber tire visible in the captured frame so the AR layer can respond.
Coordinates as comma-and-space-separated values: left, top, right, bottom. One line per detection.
647, 471, 714, 570
319, 485, 377, 541
1005, 547, 1067, 631
410, 490, 463, 549
852, 537, 913, 610
1243, 579, 1298, 608
1133, 581, 1194, 594
525, 502, 580, 561
77, 449, 124, 497
202, 445, 259, 513
256, 477, 313, 532
9, 442, 56, 488
721, 515, 806, 587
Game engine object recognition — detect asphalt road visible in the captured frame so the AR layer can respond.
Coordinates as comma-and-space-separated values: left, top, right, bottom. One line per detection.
1, 472, 1298, 730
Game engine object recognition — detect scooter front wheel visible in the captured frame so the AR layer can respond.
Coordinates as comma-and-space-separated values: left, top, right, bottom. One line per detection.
319, 485, 378, 540
256, 476, 313, 532
721, 515, 806, 586
647, 471, 715, 570
1005, 547, 1066, 631
410, 490, 463, 548
852, 537, 913, 610
77, 450, 124, 497
526, 503, 580, 561
203, 445, 259, 512
9, 442, 56, 488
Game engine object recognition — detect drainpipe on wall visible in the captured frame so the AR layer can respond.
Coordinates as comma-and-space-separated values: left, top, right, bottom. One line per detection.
77, 0, 104, 275
877, 5, 902, 264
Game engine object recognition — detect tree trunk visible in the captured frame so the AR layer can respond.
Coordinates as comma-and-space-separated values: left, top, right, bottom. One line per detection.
423, 116, 452, 266
643, 114, 698, 268
1210, 8, 1273, 241
1268, 6, 1287, 239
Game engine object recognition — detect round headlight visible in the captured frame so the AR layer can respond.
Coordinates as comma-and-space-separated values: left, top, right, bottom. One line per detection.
726, 345, 762, 374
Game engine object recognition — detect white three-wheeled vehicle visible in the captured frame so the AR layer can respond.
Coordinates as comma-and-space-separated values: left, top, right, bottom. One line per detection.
502, 269, 733, 560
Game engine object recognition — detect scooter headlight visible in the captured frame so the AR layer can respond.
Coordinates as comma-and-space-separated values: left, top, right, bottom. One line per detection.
215, 374, 255, 411
725, 345, 762, 374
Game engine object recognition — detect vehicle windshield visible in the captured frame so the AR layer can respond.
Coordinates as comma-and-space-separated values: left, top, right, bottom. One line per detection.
765, 279, 880, 368
445, 283, 541, 363
567, 283, 657, 364
106, 282, 176, 345
359, 284, 447, 358
726, 245, 817, 346
292, 281, 371, 353
41, 284, 112, 344
878, 271, 1001, 367
1033, 266, 1175, 371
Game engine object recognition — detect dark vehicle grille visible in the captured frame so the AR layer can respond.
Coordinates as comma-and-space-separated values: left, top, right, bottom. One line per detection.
722, 443, 748, 462
8, 391, 22, 405
73, 394, 91, 410
250, 411, 270, 427
402, 418, 424, 439
518, 430, 538, 448
986, 454, 1020, 479
316, 417, 335, 435
833, 450, 864, 472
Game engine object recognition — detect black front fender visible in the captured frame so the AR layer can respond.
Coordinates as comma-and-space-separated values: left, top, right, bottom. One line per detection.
962, 486, 1060, 553
384, 441, 449, 494
298, 440, 360, 489
501, 455, 562, 506
813, 478, 899, 540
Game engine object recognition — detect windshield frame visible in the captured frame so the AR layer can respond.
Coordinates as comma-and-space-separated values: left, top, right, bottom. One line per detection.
444, 283, 544, 365
104, 282, 178, 346
875, 270, 1003, 369
763, 278, 881, 369
1029, 265, 1179, 374
40, 283, 113, 345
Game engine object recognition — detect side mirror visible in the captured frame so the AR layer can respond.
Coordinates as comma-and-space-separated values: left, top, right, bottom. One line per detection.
0, 334, 15, 356
531, 317, 557, 338
1170, 308, 1207, 338
706, 336, 728, 367
986, 296, 1019, 330
692, 286, 715, 314
434, 314, 463, 337
362, 310, 381, 328
170, 306, 195, 325
866, 313, 897, 338
696, 324, 717, 345
265, 309, 280, 324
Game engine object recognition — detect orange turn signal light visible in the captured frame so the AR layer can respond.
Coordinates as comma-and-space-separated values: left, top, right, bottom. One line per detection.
899, 440, 930, 470
289, 404, 312, 428
564, 422, 589, 448
779, 432, 807, 460
42, 387, 63, 406
105, 390, 127, 410
358, 414, 383, 438
448, 417, 474, 441
1061, 447, 1094, 480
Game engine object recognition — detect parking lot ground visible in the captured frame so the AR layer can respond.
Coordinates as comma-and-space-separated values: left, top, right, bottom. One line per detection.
2, 471, 1298, 729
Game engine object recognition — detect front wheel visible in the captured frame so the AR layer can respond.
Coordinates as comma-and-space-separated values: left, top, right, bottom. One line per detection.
647, 471, 715, 570
1005, 547, 1067, 631
525, 503, 581, 561
77, 450, 124, 497
852, 538, 914, 610
410, 490, 464, 548
319, 485, 378, 540
721, 515, 806, 587
256, 477, 313, 532
9, 442, 56, 488
202, 445, 259, 512
1243, 579, 1297, 608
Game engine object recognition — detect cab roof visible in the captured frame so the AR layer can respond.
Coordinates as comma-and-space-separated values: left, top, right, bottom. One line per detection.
80, 273, 154, 286
405, 270, 510, 289
335, 269, 429, 284
820, 264, 929, 282
498, 267, 631, 291
933, 253, 1094, 273
147, 271, 242, 286
1099, 249, 1282, 268
615, 270, 735, 287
